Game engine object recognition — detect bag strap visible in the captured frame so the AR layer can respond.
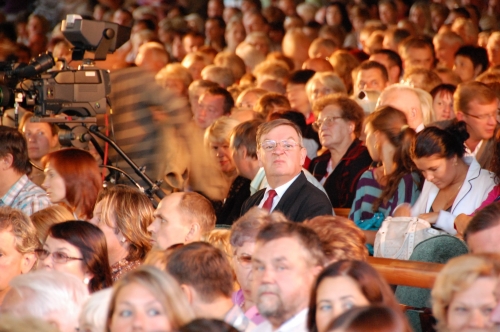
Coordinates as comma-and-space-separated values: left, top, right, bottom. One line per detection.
378, 217, 390, 257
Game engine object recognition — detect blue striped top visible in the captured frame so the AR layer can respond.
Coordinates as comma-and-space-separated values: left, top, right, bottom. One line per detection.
349, 170, 421, 229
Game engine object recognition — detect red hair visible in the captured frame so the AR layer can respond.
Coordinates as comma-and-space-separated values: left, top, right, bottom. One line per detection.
43, 148, 101, 220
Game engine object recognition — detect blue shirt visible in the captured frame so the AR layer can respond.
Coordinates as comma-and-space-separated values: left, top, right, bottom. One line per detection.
0, 175, 51, 216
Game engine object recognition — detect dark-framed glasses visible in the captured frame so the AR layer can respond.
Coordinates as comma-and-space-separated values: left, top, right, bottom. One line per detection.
462, 111, 497, 121
312, 116, 343, 131
35, 249, 83, 264
260, 140, 301, 152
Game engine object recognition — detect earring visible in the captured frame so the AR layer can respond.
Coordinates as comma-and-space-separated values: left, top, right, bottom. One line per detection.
83, 277, 90, 285
120, 237, 126, 243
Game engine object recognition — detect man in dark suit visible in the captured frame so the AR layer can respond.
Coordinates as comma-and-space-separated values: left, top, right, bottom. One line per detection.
240, 119, 332, 222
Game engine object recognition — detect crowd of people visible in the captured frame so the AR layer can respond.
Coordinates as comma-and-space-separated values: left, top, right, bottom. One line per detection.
2, 0, 500, 331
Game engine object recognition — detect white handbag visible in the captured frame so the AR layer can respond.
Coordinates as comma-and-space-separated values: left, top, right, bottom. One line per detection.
374, 216, 447, 260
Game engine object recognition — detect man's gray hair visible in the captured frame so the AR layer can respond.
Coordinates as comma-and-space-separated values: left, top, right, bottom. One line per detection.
79, 288, 113, 332
2, 271, 89, 329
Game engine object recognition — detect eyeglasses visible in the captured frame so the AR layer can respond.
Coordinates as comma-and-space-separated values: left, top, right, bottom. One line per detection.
235, 254, 252, 268
35, 249, 83, 264
462, 111, 497, 121
260, 140, 301, 151
312, 116, 343, 131
312, 88, 333, 98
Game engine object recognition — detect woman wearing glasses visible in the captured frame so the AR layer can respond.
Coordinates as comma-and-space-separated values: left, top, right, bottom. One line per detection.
349, 106, 422, 248
396, 122, 496, 235
308, 94, 372, 208
37, 220, 113, 293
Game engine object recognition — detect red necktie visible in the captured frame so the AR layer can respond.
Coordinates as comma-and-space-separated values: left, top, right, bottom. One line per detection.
262, 189, 277, 211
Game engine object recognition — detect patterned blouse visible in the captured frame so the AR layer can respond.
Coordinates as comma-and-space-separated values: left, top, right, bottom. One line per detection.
111, 258, 142, 282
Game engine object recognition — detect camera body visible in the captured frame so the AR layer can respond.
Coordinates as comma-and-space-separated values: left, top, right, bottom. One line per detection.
0, 15, 130, 120
33, 65, 110, 118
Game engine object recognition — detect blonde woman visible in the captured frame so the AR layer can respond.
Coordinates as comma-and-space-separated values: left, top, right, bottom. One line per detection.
432, 254, 500, 332
155, 63, 193, 98
205, 117, 250, 225
30, 205, 74, 243
306, 72, 347, 106
90, 185, 153, 281
107, 266, 194, 332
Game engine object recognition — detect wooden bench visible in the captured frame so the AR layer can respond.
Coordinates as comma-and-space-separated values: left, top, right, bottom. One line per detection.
333, 208, 351, 218
367, 256, 443, 289
368, 257, 443, 331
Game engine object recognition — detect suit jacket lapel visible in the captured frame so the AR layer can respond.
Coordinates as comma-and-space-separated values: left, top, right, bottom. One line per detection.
274, 172, 306, 212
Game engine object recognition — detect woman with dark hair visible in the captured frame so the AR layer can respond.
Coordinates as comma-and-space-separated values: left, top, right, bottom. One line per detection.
42, 148, 102, 220
327, 305, 409, 332
36, 220, 113, 293
307, 260, 401, 332
350, 106, 421, 247
430, 84, 456, 121
324, 1, 355, 48
454, 46, 489, 83
180, 319, 239, 332
90, 185, 153, 281
397, 122, 495, 235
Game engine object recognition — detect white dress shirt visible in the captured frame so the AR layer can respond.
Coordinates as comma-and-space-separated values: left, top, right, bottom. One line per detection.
252, 309, 308, 332
258, 174, 300, 212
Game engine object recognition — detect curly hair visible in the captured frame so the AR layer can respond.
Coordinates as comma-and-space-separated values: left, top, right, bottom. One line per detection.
304, 215, 368, 262
96, 185, 153, 262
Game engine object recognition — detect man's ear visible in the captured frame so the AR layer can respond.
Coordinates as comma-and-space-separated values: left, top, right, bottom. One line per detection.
240, 146, 248, 159
180, 284, 194, 304
21, 252, 37, 274
257, 148, 264, 167
474, 65, 483, 78
300, 146, 307, 166
389, 66, 400, 84
1, 153, 14, 171
410, 107, 417, 120
456, 111, 465, 121
185, 222, 201, 242
312, 264, 324, 277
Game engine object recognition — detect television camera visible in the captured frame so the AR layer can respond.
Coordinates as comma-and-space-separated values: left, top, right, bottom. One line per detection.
0, 15, 165, 201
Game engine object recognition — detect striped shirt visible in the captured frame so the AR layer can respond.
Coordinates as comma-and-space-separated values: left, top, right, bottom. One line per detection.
107, 67, 189, 188
0, 175, 51, 216
349, 170, 421, 227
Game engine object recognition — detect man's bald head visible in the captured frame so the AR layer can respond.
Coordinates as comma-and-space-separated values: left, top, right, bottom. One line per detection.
302, 58, 333, 72
135, 42, 169, 73
378, 84, 423, 130
148, 192, 216, 249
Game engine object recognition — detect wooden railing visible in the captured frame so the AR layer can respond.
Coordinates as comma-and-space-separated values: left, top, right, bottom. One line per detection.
367, 256, 443, 289
334, 208, 351, 218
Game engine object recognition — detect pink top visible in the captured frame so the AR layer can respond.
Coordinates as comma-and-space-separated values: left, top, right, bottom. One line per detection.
474, 185, 500, 214
231, 290, 266, 325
